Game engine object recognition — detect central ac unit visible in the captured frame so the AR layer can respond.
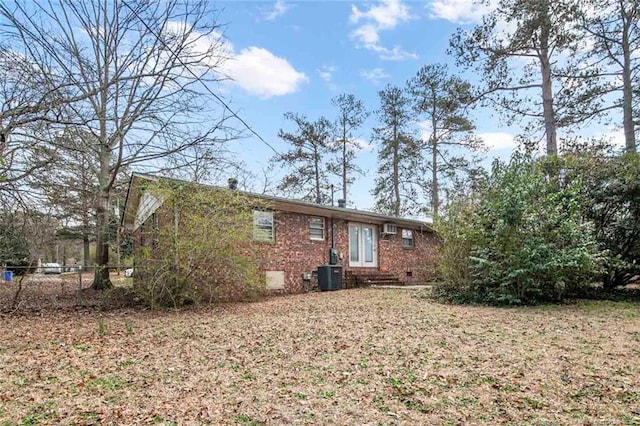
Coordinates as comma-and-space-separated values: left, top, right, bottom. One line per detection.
382, 223, 397, 234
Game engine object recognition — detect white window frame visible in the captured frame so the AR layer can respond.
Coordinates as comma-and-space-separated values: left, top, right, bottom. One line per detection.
402, 229, 414, 248
348, 223, 378, 268
309, 217, 325, 241
253, 210, 274, 242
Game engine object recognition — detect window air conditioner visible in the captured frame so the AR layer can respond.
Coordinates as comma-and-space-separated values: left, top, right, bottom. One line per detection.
382, 223, 397, 234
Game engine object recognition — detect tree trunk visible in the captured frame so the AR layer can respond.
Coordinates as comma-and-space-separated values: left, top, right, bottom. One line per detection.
92, 139, 113, 289
314, 145, 321, 204
83, 233, 90, 267
432, 140, 438, 218
173, 201, 179, 274
393, 145, 400, 216
621, 12, 636, 153
342, 122, 347, 202
92, 187, 111, 289
82, 207, 90, 267
92, 7, 112, 291
116, 224, 121, 274
392, 123, 400, 216
431, 99, 439, 218
539, 1, 558, 156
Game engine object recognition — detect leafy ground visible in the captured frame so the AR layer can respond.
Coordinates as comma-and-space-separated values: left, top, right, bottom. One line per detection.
0, 272, 132, 314
0, 289, 639, 425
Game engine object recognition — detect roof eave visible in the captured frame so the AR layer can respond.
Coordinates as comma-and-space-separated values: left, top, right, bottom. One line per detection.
123, 173, 434, 232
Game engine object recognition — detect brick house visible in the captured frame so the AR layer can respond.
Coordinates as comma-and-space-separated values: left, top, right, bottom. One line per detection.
122, 173, 438, 293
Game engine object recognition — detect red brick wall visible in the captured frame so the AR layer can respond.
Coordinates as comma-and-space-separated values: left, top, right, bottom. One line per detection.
131, 203, 174, 257
253, 212, 332, 293
133, 206, 438, 294
255, 212, 438, 292
377, 228, 439, 284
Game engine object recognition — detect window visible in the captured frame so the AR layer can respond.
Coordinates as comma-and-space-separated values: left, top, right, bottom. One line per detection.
310, 217, 325, 240
253, 211, 274, 242
402, 229, 414, 248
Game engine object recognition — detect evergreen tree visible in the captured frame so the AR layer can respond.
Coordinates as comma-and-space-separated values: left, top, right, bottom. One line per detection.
407, 64, 483, 217
449, 0, 584, 155
273, 113, 336, 203
330, 94, 369, 204
579, 0, 640, 153
0, 213, 29, 266
372, 85, 421, 216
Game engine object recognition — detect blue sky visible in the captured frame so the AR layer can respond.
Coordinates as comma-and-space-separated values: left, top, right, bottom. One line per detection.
207, 0, 616, 210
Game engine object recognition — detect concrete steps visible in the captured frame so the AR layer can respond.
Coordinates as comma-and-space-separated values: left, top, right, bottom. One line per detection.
345, 271, 403, 288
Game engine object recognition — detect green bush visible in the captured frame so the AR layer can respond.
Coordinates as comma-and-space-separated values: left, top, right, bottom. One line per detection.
435, 153, 604, 305
133, 182, 267, 308
432, 198, 477, 303
0, 213, 30, 267
567, 153, 640, 289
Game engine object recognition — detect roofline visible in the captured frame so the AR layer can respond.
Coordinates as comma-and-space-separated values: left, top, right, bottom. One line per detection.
126, 172, 434, 231
120, 173, 136, 228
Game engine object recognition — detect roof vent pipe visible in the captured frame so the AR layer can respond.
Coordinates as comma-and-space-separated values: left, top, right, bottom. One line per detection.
228, 178, 238, 190
337, 199, 346, 208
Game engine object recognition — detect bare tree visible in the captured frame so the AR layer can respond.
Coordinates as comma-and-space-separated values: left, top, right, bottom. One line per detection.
0, 49, 65, 204
164, 139, 244, 185
1, 0, 234, 289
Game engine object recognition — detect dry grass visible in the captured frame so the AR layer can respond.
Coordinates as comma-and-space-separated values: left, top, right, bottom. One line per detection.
0, 289, 639, 425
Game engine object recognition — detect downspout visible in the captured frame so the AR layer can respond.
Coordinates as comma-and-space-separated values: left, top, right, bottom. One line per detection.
330, 185, 336, 265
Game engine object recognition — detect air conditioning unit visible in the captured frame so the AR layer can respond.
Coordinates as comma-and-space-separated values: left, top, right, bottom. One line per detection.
382, 223, 397, 234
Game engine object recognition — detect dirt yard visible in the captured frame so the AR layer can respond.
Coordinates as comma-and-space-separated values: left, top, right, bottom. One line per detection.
0, 289, 638, 425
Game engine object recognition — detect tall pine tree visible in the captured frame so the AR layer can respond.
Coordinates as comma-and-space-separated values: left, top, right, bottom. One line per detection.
579, 0, 640, 153
407, 64, 483, 217
273, 113, 336, 203
372, 85, 421, 217
449, 0, 583, 155
330, 94, 369, 204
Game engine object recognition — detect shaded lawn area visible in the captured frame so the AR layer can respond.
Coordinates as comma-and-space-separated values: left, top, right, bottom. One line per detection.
0, 289, 639, 425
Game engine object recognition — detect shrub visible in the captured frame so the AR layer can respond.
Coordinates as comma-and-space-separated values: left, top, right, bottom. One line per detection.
133, 182, 267, 308
567, 153, 640, 289
435, 153, 604, 305
0, 213, 30, 267
432, 197, 478, 303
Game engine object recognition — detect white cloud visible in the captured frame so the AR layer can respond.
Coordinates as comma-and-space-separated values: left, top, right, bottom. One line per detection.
594, 128, 626, 148
349, 0, 417, 61
417, 122, 516, 152
226, 47, 308, 98
609, 130, 626, 147
418, 120, 432, 141
367, 44, 418, 61
478, 132, 517, 151
163, 21, 306, 99
260, 0, 291, 22
351, 137, 375, 151
360, 68, 390, 85
429, 0, 492, 24
317, 65, 336, 82
351, 24, 380, 45
350, 0, 411, 29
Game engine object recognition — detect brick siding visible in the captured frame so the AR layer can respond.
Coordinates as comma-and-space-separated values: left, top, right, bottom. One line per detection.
133, 206, 438, 294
